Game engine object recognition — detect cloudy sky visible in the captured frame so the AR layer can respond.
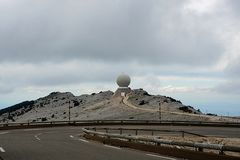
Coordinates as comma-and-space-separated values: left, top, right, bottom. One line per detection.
0, 0, 239, 116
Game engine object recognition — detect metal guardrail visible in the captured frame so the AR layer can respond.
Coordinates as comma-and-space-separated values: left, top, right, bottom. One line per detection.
89, 127, 206, 137
0, 120, 240, 130
82, 127, 240, 155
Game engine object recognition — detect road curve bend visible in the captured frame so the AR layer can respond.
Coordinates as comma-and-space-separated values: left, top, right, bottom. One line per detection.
0, 125, 239, 160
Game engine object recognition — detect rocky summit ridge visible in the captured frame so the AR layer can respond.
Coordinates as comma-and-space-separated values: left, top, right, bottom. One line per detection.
0, 89, 238, 123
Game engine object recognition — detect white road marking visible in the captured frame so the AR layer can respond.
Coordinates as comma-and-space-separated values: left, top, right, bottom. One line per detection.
146, 154, 177, 160
104, 145, 121, 150
35, 137, 40, 140
34, 133, 42, 141
0, 132, 9, 135
78, 139, 89, 143
69, 135, 74, 138
0, 147, 5, 152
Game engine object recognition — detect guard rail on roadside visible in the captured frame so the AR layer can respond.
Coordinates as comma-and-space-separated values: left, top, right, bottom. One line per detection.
82, 127, 240, 157
0, 120, 240, 130
88, 127, 206, 137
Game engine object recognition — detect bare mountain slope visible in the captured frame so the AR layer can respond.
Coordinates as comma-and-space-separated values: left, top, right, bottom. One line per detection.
127, 89, 201, 114
0, 89, 239, 123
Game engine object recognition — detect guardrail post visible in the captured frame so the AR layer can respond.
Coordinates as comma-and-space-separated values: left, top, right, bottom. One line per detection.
198, 147, 203, 152
182, 131, 184, 138
151, 130, 154, 136
135, 130, 138, 135
219, 150, 224, 155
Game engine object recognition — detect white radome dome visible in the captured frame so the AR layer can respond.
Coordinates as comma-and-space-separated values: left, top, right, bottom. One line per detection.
116, 74, 131, 87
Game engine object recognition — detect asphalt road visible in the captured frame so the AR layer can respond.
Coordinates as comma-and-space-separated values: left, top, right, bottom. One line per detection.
0, 125, 239, 160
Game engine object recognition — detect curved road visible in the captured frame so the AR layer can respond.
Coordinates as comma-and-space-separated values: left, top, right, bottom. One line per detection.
0, 125, 239, 160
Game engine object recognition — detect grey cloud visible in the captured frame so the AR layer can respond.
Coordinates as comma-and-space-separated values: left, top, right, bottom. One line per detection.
0, 61, 132, 87
0, 84, 14, 94
225, 57, 240, 78
228, 0, 240, 17
214, 80, 240, 94
0, 0, 239, 98
0, 0, 224, 66
218, 56, 240, 94
0, 59, 224, 89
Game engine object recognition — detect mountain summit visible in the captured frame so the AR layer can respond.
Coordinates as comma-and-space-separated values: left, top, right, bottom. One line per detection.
0, 89, 237, 123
